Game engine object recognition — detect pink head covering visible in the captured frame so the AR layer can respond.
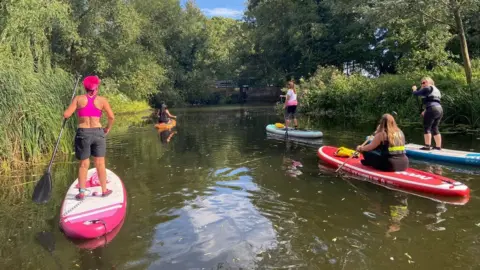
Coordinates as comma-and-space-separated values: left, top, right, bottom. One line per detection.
83, 75, 101, 95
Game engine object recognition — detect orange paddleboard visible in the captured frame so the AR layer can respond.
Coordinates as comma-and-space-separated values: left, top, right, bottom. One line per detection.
155, 119, 176, 130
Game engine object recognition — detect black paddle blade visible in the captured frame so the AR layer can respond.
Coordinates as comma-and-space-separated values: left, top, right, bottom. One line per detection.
32, 172, 52, 204
36, 231, 56, 253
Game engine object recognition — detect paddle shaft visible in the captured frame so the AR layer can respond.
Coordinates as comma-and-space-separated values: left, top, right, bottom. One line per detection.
335, 135, 373, 173
280, 95, 289, 138
46, 77, 80, 172
416, 96, 423, 113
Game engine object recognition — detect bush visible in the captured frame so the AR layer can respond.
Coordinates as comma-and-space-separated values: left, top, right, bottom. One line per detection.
298, 62, 480, 127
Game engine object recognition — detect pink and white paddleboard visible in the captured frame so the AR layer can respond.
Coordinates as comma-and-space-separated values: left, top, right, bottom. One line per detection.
59, 168, 127, 239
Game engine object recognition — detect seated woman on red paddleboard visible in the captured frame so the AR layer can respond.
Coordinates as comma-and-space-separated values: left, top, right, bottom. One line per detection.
356, 114, 409, 172
63, 75, 115, 200
412, 76, 443, 150
157, 103, 176, 124
280, 81, 298, 129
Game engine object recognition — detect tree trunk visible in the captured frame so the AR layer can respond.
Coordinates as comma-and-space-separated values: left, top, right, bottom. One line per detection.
450, 0, 472, 84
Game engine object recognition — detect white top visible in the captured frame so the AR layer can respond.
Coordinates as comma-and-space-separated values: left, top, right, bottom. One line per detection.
287, 89, 297, 101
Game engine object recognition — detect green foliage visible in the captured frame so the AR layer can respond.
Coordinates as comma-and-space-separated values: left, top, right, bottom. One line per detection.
0, 0, 77, 72
0, 49, 76, 169
0, 0, 251, 169
245, 0, 480, 82
105, 92, 151, 115
299, 62, 480, 126
2, 0, 479, 168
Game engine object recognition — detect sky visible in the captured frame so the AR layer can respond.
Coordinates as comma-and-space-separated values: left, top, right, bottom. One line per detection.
180, 0, 246, 19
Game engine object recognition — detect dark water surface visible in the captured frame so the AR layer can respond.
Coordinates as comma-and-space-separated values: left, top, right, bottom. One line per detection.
2, 105, 480, 270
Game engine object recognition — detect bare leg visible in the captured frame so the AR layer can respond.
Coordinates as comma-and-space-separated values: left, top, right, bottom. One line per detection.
285, 119, 291, 128
94, 157, 108, 193
433, 134, 442, 148
293, 118, 298, 127
424, 133, 432, 146
78, 159, 90, 190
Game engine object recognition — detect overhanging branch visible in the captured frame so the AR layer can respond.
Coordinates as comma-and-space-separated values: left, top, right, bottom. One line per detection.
419, 10, 455, 28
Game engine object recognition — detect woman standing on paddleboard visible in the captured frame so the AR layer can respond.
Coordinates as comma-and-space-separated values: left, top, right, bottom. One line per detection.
280, 81, 298, 129
63, 75, 115, 200
412, 76, 443, 150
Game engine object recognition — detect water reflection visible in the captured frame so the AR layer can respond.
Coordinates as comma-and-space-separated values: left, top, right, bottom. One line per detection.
148, 166, 278, 269
282, 157, 304, 178
158, 129, 177, 145
2, 105, 480, 270
424, 164, 444, 176
266, 133, 323, 147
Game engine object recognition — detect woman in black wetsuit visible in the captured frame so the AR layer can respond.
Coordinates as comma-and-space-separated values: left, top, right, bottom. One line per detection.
412, 76, 443, 150
356, 113, 409, 172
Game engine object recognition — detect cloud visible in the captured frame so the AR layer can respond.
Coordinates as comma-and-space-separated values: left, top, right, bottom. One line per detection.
201, 8, 243, 18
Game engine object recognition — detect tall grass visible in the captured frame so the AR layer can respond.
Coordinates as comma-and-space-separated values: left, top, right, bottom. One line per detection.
0, 54, 77, 173
298, 61, 480, 128
106, 93, 151, 115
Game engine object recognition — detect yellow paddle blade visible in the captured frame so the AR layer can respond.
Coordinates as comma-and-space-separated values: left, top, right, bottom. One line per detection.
335, 147, 357, 158
275, 123, 285, 129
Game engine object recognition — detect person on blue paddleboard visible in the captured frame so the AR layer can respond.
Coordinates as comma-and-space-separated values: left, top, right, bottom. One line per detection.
157, 103, 176, 124
280, 81, 298, 129
356, 114, 409, 172
63, 75, 115, 200
412, 76, 443, 150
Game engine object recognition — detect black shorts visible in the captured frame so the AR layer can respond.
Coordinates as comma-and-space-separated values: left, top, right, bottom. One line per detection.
424, 106, 443, 135
158, 117, 169, 124
285, 105, 297, 119
74, 128, 106, 160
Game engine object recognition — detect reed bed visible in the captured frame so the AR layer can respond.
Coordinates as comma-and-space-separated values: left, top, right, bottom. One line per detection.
0, 58, 77, 174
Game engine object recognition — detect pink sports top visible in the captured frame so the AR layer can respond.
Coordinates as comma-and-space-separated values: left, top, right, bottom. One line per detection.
77, 95, 102, 117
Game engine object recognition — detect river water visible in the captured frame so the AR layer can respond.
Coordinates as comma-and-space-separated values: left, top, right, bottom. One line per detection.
2, 105, 480, 270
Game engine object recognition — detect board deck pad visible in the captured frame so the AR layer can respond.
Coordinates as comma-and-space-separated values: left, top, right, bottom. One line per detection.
266, 124, 323, 138
60, 168, 127, 239
405, 143, 480, 166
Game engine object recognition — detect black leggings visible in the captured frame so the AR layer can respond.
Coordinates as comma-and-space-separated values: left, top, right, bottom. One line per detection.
285, 105, 297, 120
424, 106, 443, 135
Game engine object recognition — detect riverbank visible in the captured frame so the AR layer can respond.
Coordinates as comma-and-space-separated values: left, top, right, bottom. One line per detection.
0, 76, 151, 175
286, 62, 480, 132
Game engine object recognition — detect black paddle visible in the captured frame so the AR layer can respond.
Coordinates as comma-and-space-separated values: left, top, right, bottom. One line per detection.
32, 76, 81, 204
412, 83, 424, 114
36, 231, 63, 269
335, 135, 372, 173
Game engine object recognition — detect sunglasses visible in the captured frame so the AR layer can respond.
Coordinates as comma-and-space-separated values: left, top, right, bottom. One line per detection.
421, 81, 427, 85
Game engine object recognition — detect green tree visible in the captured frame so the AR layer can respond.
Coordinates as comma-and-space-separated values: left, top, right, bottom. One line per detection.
335, 0, 478, 83
245, 0, 384, 81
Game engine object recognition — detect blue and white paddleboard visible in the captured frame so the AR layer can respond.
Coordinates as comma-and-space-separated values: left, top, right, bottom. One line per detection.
365, 136, 480, 166
405, 143, 480, 166
266, 124, 323, 138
